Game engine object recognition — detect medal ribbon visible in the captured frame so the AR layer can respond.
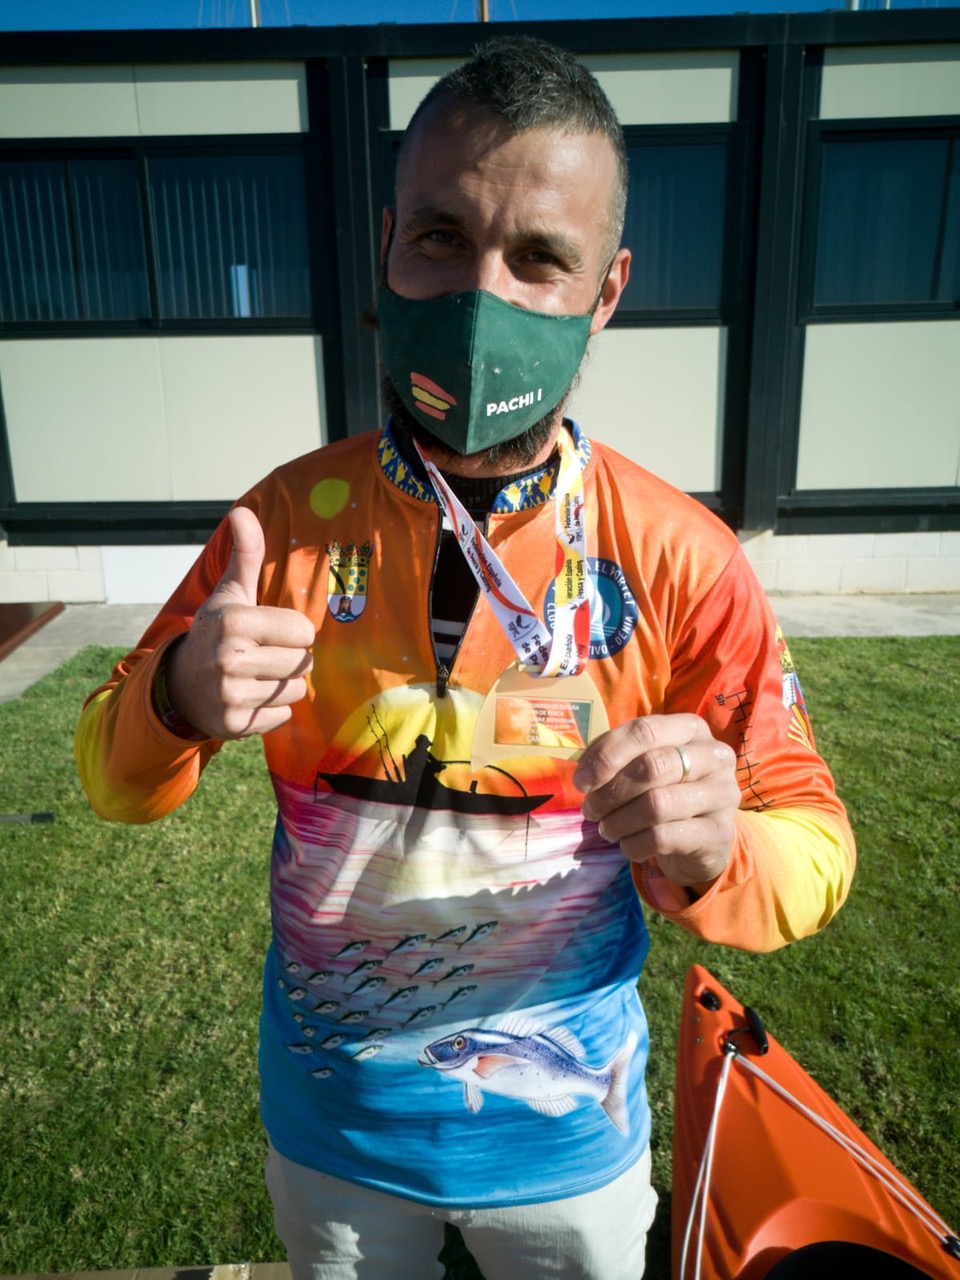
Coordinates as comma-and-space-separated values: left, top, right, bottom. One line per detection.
415, 432, 590, 677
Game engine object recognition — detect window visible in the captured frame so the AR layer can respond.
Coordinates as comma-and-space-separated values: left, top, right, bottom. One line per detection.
0, 146, 313, 327
376, 126, 741, 322
620, 136, 730, 315
0, 155, 149, 322
807, 129, 960, 313
148, 153, 311, 321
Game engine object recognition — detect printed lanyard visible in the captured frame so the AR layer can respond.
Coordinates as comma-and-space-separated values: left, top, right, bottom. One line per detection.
415, 434, 591, 677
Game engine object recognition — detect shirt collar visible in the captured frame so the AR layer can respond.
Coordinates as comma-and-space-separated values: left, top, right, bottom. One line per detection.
376, 419, 591, 513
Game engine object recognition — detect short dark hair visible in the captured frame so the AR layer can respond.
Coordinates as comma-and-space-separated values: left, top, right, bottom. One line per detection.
401, 35, 628, 259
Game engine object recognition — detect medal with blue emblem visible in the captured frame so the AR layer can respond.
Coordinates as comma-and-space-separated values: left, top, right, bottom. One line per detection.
326, 540, 372, 623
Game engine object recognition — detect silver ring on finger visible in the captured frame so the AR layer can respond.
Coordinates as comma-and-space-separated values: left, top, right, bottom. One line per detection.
675, 745, 692, 782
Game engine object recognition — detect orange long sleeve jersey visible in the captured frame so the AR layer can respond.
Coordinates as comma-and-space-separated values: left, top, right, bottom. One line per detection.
76, 421, 855, 1208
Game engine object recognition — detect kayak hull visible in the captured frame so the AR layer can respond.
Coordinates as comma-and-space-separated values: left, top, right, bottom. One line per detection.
671, 964, 959, 1280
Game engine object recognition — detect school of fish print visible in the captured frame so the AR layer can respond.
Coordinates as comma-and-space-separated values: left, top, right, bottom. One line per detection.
278, 920, 636, 1132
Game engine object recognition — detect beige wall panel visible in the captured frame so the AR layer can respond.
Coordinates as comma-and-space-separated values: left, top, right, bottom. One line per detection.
1, 339, 170, 502
583, 52, 738, 125
567, 326, 726, 492
387, 51, 738, 129
134, 63, 307, 135
797, 322, 960, 490
159, 336, 326, 502
0, 66, 140, 138
388, 59, 460, 129
821, 45, 960, 119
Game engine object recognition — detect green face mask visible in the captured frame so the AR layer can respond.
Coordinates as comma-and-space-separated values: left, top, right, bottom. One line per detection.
377, 283, 592, 456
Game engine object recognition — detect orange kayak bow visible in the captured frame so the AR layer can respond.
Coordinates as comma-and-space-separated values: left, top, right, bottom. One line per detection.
672, 964, 960, 1280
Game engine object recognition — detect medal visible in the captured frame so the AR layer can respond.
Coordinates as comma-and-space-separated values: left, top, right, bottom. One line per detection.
416, 430, 607, 763
471, 663, 609, 767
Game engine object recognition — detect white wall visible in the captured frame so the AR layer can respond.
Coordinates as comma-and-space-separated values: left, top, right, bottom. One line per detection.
0, 62, 308, 137
820, 44, 960, 119
797, 323, 960, 491
0, 336, 328, 504
568, 327, 726, 493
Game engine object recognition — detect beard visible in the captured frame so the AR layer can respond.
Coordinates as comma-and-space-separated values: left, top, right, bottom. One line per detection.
380, 372, 575, 474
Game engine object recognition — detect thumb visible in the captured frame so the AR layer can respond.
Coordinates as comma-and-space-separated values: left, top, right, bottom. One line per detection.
213, 505, 265, 607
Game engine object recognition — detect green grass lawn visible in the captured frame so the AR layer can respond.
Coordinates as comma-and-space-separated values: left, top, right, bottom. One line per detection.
1, 636, 958, 1277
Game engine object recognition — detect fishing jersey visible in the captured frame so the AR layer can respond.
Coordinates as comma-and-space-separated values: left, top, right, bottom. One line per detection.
76, 420, 855, 1209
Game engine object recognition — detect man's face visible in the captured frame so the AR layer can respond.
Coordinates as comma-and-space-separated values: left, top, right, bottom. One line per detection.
380, 98, 630, 474
384, 98, 627, 333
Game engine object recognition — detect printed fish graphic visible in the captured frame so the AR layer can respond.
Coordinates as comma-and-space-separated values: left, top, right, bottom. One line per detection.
286, 987, 308, 1002
441, 985, 477, 1009
352, 976, 387, 996
379, 985, 418, 1009
360, 1026, 392, 1042
418, 1017, 638, 1135
314, 1000, 340, 1015
431, 926, 467, 945
347, 958, 383, 979
285, 1043, 314, 1055
388, 933, 427, 955
412, 957, 445, 978
307, 971, 333, 987
333, 941, 370, 960
310, 1066, 335, 1080
403, 1005, 438, 1027
320, 1033, 348, 1050
432, 964, 475, 987
352, 1043, 385, 1062
285, 960, 303, 973
337, 1009, 369, 1025
458, 921, 498, 949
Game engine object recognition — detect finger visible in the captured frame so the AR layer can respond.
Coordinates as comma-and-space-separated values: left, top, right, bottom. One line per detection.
224, 643, 314, 683
212, 505, 266, 608
582, 737, 737, 825
222, 701, 297, 740
579, 740, 724, 824
218, 677, 311, 736
573, 714, 710, 794
220, 602, 316, 652
618, 816, 736, 886
592, 771, 732, 844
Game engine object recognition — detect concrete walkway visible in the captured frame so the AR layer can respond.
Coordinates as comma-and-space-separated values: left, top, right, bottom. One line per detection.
2, 594, 959, 705
0, 1266, 290, 1280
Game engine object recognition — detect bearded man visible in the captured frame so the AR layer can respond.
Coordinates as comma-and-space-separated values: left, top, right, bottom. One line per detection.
77, 35, 854, 1280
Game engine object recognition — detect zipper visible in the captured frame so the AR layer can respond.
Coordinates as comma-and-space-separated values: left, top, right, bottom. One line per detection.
429, 505, 483, 699
429, 506, 448, 698
435, 662, 449, 700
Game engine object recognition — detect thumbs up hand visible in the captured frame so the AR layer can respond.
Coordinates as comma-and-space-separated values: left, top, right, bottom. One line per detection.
164, 506, 316, 740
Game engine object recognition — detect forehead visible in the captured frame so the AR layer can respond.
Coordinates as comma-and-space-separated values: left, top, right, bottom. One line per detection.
396, 98, 618, 246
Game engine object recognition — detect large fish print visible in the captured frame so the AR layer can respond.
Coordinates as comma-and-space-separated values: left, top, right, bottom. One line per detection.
418, 1015, 637, 1135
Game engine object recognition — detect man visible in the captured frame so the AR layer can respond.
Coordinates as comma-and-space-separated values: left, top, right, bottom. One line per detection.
76, 36, 855, 1280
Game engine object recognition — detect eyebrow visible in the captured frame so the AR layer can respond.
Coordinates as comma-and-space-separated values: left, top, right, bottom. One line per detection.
399, 204, 586, 270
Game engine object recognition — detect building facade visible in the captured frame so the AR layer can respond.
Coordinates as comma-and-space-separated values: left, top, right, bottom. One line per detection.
1, 11, 958, 603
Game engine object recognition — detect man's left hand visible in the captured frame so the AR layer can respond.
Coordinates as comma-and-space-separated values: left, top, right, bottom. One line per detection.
572, 714, 740, 889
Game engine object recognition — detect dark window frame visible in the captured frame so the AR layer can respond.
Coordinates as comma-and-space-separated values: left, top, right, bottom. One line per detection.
0, 133, 325, 338
799, 115, 960, 324
610, 121, 750, 328
0, 108, 343, 543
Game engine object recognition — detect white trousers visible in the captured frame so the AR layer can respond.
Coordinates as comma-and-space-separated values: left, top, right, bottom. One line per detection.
265, 1141, 657, 1280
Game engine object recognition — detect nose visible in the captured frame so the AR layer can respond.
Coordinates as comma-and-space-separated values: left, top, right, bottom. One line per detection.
466, 251, 524, 306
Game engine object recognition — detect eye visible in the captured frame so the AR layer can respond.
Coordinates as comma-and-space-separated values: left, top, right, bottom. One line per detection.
453, 1035, 466, 1050
415, 228, 464, 256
